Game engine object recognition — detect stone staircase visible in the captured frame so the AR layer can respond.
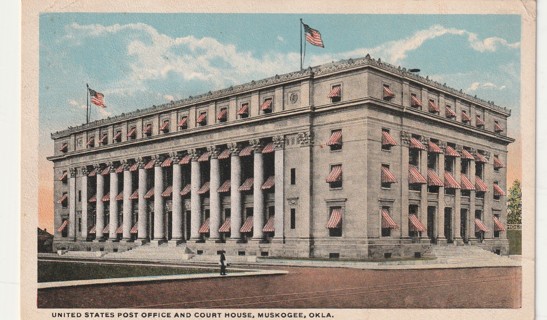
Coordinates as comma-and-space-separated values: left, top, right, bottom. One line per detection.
430, 245, 519, 267
104, 243, 193, 262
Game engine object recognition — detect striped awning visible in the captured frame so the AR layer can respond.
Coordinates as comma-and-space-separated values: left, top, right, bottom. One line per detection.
326, 130, 342, 146
196, 112, 207, 124
198, 151, 210, 162
493, 156, 505, 169
217, 180, 231, 193
493, 216, 506, 231
89, 225, 96, 234
261, 99, 273, 111
129, 162, 139, 172
103, 224, 110, 234
144, 188, 154, 199
411, 95, 422, 107
178, 116, 188, 128
198, 182, 210, 194
326, 165, 342, 183
115, 191, 123, 201
219, 218, 231, 233
127, 127, 137, 138
263, 216, 275, 232
129, 189, 139, 200
428, 100, 440, 113
409, 214, 426, 232
326, 208, 342, 229
143, 123, 152, 134
262, 142, 275, 153
382, 131, 397, 146
461, 111, 471, 122
445, 106, 457, 118
57, 220, 69, 232
59, 142, 68, 152
180, 184, 191, 196
102, 192, 110, 202
460, 175, 475, 191
179, 155, 191, 165
161, 158, 172, 167
238, 103, 249, 115
444, 146, 460, 157
99, 134, 108, 145
115, 164, 124, 174
144, 159, 156, 170
86, 136, 95, 146
409, 137, 426, 150
327, 86, 341, 98
475, 176, 488, 192
381, 209, 398, 229
199, 218, 210, 234
59, 171, 68, 182
262, 176, 275, 190
218, 149, 231, 159
240, 216, 254, 233
101, 166, 111, 176
381, 166, 397, 183
217, 108, 228, 121
461, 149, 475, 160
116, 225, 123, 234
494, 122, 504, 133
130, 223, 138, 234
428, 141, 443, 154
475, 153, 488, 163
476, 115, 485, 127
493, 184, 506, 196
427, 169, 444, 187
162, 186, 173, 197
238, 177, 254, 191
409, 166, 427, 184
239, 146, 253, 157
444, 172, 461, 189
113, 131, 122, 141
383, 86, 395, 99
160, 120, 169, 131
88, 194, 97, 203
475, 218, 488, 232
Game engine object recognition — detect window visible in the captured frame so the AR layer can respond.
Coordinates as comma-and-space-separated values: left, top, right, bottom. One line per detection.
494, 155, 505, 172
217, 107, 228, 122
290, 168, 296, 185
381, 207, 397, 237
59, 142, 68, 153
86, 136, 95, 148
197, 112, 207, 126
78, 217, 81, 232
445, 105, 456, 118
59, 192, 68, 208
493, 181, 504, 201
99, 133, 108, 146
328, 84, 341, 103
461, 110, 471, 123
476, 115, 485, 128
411, 93, 422, 108
113, 130, 122, 142
381, 164, 396, 189
143, 123, 152, 136
494, 120, 503, 133
326, 164, 343, 189
160, 120, 170, 133
127, 126, 137, 140
428, 99, 440, 113
78, 190, 81, 202
290, 208, 296, 229
61, 219, 68, 237
381, 129, 396, 151
260, 98, 273, 113
326, 129, 342, 151
383, 84, 395, 101
238, 103, 249, 118
178, 116, 188, 129
327, 207, 342, 237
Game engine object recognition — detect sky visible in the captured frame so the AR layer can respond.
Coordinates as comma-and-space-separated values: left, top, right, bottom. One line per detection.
38, 13, 522, 230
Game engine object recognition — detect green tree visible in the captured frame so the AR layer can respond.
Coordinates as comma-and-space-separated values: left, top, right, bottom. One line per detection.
507, 179, 522, 224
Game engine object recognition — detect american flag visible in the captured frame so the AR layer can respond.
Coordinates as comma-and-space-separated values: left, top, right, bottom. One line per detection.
88, 87, 106, 108
303, 23, 324, 48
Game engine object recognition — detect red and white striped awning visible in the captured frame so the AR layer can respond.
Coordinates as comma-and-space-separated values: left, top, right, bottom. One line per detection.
59, 142, 68, 152
160, 120, 169, 131
198, 152, 210, 162
475, 153, 488, 163
162, 186, 173, 197
178, 116, 188, 128
129, 162, 139, 172
130, 223, 138, 234
493, 216, 506, 231
115, 164, 124, 174
262, 142, 275, 154
475, 176, 488, 192
113, 131, 122, 141
240, 216, 254, 233
260, 99, 273, 111
409, 137, 426, 150
218, 149, 231, 159
494, 122, 504, 133
101, 166, 111, 176
129, 190, 139, 200
263, 216, 275, 232
428, 141, 443, 154
460, 175, 475, 191
327, 86, 341, 98
115, 191, 123, 201
411, 95, 422, 107
381, 131, 397, 146
427, 169, 444, 187
86, 136, 95, 146
475, 218, 488, 232
428, 100, 440, 113
144, 159, 156, 170
116, 225, 123, 234
238, 177, 254, 191
494, 156, 505, 169
127, 127, 137, 138
381, 166, 397, 184
88, 194, 97, 203
180, 184, 191, 196
444, 172, 461, 189
59, 171, 68, 181
261, 176, 275, 190
143, 123, 152, 134
461, 149, 475, 160
144, 188, 154, 199
326, 130, 342, 146
409, 214, 426, 232
461, 111, 471, 122
57, 220, 69, 232
326, 208, 342, 229
196, 112, 207, 124
99, 134, 108, 145
217, 180, 231, 193
237, 103, 249, 115
102, 192, 110, 202
103, 224, 110, 234
326, 165, 342, 183
444, 145, 460, 157
493, 184, 506, 196
88, 225, 96, 234
217, 108, 228, 121
445, 106, 457, 118
476, 115, 485, 127
198, 182, 210, 194
219, 218, 231, 233
161, 158, 172, 167
383, 86, 395, 99
381, 209, 398, 229
179, 155, 191, 165
239, 145, 253, 157
409, 166, 427, 184
199, 218, 210, 234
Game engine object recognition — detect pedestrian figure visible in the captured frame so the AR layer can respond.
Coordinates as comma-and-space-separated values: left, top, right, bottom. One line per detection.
219, 251, 227, 275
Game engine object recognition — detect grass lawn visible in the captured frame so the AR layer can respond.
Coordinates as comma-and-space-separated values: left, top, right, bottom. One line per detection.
38, 261, 219, 283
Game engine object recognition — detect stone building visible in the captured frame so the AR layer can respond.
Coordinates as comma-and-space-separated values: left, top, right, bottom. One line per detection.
48, 55, 514, 258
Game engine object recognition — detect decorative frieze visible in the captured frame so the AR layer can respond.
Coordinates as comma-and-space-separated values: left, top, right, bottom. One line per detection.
400, 131, 411, 146
69, 168, 76, 178
297, 132, 313, 146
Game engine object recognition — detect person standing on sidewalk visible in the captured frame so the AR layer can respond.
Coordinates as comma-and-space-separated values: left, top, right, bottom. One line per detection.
219, 251, 227, 275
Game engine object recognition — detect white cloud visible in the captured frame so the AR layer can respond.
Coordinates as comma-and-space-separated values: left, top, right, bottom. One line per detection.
467, 81, 507, 92
68, 99, 86, 110
277, 35, 284, 42
163, 94, 175, 101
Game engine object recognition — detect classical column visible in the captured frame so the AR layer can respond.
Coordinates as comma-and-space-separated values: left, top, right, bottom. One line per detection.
122, 160, 133, 241
109, 163, 119, 241
400, 132, 410, 238
482, 152, 493, 240
80, 167, 88, 240
273, 136, 285, 242
68, 168, 77, 240
419, 139, 429, 240
437, 143, 446, 243
251, 139, 265, 241
171, 153, 184, 243
95, 164, 105, 241
190, 149, 202, 240
453, 149, 462, 243
153, 156, 165, 241
229, 143, 242, 241
209, 146, 221, 241
137, 158, 148, 241
468, 149, 477, 242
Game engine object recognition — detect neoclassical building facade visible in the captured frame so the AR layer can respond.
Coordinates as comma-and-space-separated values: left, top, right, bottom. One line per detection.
48, 55, 514, 258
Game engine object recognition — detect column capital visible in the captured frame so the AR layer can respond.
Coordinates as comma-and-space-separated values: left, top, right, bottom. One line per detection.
249, 138, 263, 153
228, 142, 241, 156
69, 167, 77, 178
420, 136, 429, 145
438, 141, 446, 151
400, 131, 411, 146
170, 152, 181, 163
121, 159, 131, 171
80, 166, 89, 176
273, 135, 285, 150
94, 163, 102, 171
108, 162, 116, 173
208, 145, 220, 159
467, 147, 476, 154
189, 148, 201, 161
297, 131, 313, 146
153, 155, 164, 167
137, 157, 146, 169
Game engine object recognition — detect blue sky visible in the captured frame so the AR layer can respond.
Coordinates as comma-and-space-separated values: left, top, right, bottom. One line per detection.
38, 13, 521, 228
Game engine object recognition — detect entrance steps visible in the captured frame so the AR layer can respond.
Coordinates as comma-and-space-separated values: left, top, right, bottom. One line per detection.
430, 245, 519, 267
104, 243, 193, 262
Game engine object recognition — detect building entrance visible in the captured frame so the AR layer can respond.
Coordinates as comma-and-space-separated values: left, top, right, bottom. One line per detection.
427, 206, 436, 244
444, 208, 452, 243
460, 209, 468, 243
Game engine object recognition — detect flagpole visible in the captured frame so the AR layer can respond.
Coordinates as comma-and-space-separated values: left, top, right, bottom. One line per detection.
86, 83, 90, 124
300, 19, 303, 70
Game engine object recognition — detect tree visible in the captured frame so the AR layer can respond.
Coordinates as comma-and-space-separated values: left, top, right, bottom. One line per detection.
507, 180, 522, 224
